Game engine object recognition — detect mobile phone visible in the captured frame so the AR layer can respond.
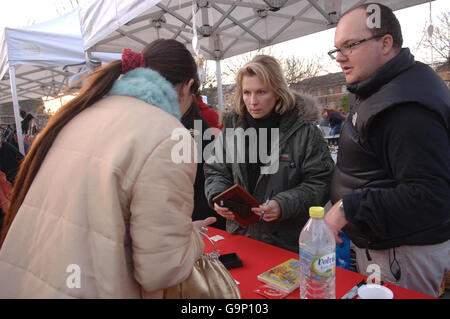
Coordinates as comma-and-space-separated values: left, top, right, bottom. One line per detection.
219, 252, 243, 269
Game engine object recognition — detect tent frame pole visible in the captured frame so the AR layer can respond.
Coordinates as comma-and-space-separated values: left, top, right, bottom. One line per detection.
9, 66, 25, 155
215, 60, 224, 111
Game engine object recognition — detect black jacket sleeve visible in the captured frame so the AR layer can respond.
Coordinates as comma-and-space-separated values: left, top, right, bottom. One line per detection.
0, 141, 24, 184
343, 103, 450, 240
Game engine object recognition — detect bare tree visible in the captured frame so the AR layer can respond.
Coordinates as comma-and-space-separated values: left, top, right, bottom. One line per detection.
220, 48, 324, 88
282, 55, 323, 86
221, 47, 275, 82
417, 11, 450, 64
200, 60, 218, 90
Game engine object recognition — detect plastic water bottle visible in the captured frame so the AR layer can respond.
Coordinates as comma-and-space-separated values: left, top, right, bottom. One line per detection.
299, 207, 336, 299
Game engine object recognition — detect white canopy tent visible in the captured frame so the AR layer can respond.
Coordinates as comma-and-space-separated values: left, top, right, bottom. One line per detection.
0, 8, 119, 154
79, 0, 431, 111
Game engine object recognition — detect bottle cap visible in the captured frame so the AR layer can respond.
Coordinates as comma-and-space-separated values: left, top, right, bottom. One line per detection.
309, 206, 324, 218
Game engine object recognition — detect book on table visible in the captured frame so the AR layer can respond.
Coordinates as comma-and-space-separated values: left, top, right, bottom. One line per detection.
212, 184, 261, 227
257, 258, 300, 294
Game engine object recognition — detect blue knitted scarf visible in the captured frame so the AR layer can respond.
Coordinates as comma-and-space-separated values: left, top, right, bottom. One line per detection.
108, 67, 180, 119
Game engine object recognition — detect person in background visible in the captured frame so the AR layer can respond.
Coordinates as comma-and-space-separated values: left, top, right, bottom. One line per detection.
181, 94, 227, 230
322, 108, 344, 136
1, 126, 15, 146
325, 3, 449, 297
0, 139, 23, 231
0, 139, 23, 186
10, 131, 30, 154
204, 55, 334, 252
19, 111, 36, 154
327, 109, 344, 136
197, 95, 222, 130
337, 107, 347, 118
20, 111, 37, 137
0, 39, 216, 298
318, 109, 331, 136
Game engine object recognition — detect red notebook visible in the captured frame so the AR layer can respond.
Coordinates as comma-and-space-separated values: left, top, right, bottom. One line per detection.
212, 184, 261, 226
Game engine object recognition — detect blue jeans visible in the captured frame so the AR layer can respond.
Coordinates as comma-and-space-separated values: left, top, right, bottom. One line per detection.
329, 123, 342, 135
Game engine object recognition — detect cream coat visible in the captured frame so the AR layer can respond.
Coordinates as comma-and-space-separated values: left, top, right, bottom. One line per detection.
0, 95, 204, 298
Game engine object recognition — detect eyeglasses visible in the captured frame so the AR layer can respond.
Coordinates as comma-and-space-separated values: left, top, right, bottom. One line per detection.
328, 34, 386, 60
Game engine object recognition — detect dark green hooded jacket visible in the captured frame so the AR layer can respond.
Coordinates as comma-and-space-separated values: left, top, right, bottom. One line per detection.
204, 94, 334, 252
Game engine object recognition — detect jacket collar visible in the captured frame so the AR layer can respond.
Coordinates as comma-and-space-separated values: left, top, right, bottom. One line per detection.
108, 67, 180, 119
347, 48, 416, 99
244, 107, 281, 130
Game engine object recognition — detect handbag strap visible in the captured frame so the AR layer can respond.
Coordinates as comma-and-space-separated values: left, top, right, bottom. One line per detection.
198, 230, 219, 255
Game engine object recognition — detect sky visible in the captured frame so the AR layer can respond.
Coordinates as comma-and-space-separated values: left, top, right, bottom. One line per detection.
0, 0, 449, 79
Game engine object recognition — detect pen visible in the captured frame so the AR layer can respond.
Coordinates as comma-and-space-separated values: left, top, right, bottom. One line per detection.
341, 280, 366, 299
259, 190, 273, 222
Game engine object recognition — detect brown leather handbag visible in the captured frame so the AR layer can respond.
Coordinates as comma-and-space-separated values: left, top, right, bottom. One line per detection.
163, 231, 241, 299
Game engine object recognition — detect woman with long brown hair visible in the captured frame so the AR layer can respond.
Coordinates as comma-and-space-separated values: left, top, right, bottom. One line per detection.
0, 39, 215, 298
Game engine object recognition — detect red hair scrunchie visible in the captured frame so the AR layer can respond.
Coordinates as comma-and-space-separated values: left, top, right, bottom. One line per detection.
121, 48, 146, 74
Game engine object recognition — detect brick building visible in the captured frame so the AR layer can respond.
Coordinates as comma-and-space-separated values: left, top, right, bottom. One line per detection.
291, 72, 348, 109
436, 60, 450, 87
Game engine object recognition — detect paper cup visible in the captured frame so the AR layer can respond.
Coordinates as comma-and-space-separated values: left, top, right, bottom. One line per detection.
357, 284, 394, 299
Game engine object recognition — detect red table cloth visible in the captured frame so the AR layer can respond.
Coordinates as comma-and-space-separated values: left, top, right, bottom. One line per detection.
203, 227, 436, 299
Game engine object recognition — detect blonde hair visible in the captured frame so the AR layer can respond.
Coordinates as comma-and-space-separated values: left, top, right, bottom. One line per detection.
233, 55, 295, 116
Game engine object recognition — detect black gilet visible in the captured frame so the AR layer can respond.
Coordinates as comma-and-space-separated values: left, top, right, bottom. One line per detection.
331, 49, 450, 204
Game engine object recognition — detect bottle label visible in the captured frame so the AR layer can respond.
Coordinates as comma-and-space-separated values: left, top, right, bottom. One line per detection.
300, 250, 336, 280
312, 253, 335, 278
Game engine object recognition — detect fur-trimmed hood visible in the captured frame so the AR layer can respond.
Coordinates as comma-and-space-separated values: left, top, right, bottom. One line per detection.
220, 92, 321, 132
293, 93, 322, 124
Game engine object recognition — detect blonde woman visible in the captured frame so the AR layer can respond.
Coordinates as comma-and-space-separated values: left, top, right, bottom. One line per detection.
204, 55, 334, 252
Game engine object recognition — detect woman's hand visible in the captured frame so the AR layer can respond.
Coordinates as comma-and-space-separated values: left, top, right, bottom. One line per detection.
192, 217, 217, 232
213, 203, 236, 220
251, 200, 281, 222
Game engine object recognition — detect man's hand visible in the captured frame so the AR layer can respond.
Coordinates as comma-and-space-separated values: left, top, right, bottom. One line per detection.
213, 203, 235, 220
325, 200, 349, 243
251, 200, 281, 222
